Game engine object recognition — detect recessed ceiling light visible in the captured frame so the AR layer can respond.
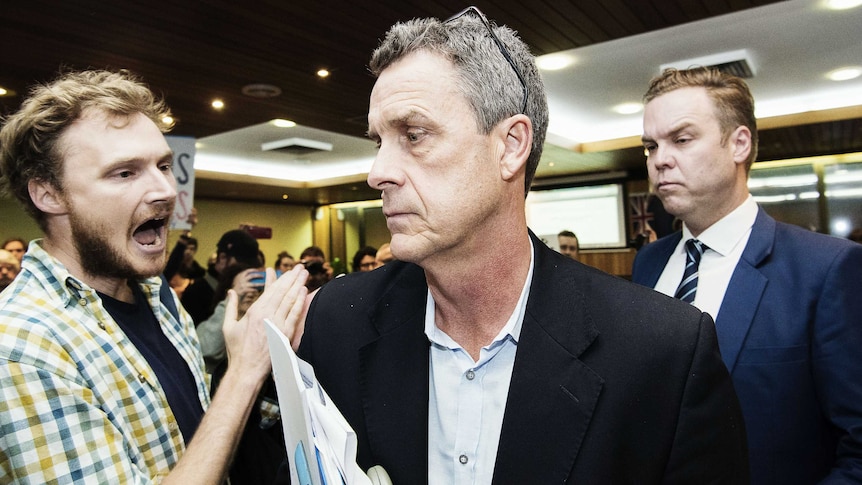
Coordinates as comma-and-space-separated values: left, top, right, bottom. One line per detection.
317, 69, 330, 78
282, 194, 289, 200
273, 118, 296, 128
536, 53, 575, 71
0, 87, 7, 96
211, 99, 225, 110
825, 0, 862, 10
612, 102, 643, 115
161, 115, 174, 125
826, 66, 862, 81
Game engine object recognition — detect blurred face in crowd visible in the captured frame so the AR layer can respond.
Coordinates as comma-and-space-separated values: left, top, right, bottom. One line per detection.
0, 250, 19, 289
374, 244, 392, 268
558, 234, 579, 260
358, 254, 376, 272
277, 255, 296, 273
3, 240, 25, 263
183, 243, 197, 265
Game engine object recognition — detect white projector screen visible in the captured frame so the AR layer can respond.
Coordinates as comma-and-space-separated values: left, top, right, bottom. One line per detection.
526, 183, 627, 249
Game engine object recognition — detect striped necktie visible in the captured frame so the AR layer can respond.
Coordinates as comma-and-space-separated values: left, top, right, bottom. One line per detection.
674, 239, 707, 303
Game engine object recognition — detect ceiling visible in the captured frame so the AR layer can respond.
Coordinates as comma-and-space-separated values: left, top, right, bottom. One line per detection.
3, 0, 862, 206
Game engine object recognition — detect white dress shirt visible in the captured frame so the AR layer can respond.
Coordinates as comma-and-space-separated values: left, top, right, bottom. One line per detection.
654, 195, 758, 321
425, 242, 534, 485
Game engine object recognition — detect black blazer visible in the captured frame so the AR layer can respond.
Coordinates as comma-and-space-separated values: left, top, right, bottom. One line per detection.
297, 233, 749, 484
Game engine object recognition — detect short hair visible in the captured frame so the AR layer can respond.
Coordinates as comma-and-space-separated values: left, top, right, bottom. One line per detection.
0, 69, 173, 230
643, 67, 758, 170
0, 249, 20, 272
558, 230, 577, 239
300, 246, 326, 261
274, 251, 295, 270
2, 237, 26, 249
369, 10, 549, 195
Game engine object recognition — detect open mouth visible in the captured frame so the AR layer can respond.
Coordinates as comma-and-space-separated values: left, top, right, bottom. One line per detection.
133, 217, 167, 246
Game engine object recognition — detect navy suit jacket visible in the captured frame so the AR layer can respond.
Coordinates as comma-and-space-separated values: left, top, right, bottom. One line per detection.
295, 233, 748, 484
633, 207, 862, 484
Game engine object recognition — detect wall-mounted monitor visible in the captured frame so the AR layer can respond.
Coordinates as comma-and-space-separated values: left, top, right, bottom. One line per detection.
526, 183, 627, 250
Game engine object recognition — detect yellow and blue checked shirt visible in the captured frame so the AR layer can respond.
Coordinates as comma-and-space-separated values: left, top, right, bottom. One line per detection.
0, 241, 210, 483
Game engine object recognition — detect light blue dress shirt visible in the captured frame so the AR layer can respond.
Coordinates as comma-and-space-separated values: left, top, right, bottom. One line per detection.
425, 243, 534, 484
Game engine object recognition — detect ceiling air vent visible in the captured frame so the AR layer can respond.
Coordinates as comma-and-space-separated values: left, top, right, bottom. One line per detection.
261, 137, 333, 155
660, 49, 756, 78
242, 83, 282, 98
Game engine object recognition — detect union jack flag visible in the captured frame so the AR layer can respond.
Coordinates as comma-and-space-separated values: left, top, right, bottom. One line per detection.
629, 192, 654, 238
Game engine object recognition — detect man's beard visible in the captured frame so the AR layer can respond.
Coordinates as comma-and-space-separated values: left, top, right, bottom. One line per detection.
69, 208, 168, 281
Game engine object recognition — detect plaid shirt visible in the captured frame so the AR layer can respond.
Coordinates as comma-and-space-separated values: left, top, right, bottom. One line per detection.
0, 241, 210, 484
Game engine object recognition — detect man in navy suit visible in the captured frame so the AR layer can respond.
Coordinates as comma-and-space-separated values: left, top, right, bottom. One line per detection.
633, 66, 862, 484
284, 9, 749, 484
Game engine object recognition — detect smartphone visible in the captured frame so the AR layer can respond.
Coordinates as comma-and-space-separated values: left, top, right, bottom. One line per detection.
250, 271, 266, 287
250, 270, 282, 287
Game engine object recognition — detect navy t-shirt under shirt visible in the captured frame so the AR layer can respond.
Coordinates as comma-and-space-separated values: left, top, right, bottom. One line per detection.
99, 282, 204, 443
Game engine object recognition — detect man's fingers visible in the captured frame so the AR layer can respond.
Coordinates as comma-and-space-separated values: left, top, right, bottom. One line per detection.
291, 288, 318, 349
279, 285, 309, 341
224, 289, 239, 325
222, 289, 240, 361
273, 268, 309, 319
243, 265, 308, 329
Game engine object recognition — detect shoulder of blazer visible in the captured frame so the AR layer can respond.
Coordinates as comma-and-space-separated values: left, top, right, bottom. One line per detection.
300, 261, 428, 352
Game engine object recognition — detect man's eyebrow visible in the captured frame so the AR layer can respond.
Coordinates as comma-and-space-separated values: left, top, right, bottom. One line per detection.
159, 150, 174, 163
367, 109, 431, 140
642, 122, 694, 144
104, 150, 174, 169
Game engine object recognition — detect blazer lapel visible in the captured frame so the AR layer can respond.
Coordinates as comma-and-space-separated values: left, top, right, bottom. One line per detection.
493, 235, 603, 483
359, 264, 431, 483
633, 233, 681, 288
715, 208, 773, 373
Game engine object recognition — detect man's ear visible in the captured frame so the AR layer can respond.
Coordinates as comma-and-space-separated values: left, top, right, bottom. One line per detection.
28, 179, 67, 215
499, 114, 532, 182
730, 125, 752, 166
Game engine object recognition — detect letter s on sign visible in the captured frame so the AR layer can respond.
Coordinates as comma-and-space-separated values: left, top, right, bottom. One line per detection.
175, 153, 191, 185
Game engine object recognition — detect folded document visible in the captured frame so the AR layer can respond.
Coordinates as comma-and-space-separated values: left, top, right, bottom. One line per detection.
264, 319, 372, 485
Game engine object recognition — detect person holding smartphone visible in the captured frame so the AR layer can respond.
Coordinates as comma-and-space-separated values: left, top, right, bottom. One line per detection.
197, 263, 264, 373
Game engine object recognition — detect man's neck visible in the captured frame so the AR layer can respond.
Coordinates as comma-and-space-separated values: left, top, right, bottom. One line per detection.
40, 237, 136, 303
425, 234, 532, 359
686, 188, 751, 237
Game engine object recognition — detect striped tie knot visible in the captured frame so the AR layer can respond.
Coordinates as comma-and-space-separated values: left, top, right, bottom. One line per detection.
674, 239, 708, 303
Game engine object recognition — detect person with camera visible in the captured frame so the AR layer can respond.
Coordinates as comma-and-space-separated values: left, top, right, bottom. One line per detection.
181, 229, 260, 325
299, 245, 333, 291
196, 262, 264, 373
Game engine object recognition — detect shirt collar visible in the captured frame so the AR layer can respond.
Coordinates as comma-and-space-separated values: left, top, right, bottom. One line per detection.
682, 195, 758, 257
424, 237, 535, 349
24, 239, 163, 308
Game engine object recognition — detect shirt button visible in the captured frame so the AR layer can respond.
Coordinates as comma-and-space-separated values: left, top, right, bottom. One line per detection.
98, 321, 106, 330
459, 454, 469, 465
465, 370, 475, 380
78, 298, 87, 306
137, 374, 146, 383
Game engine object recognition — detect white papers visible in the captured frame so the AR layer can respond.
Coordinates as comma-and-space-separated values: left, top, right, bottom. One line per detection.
264, 319, 371, 485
